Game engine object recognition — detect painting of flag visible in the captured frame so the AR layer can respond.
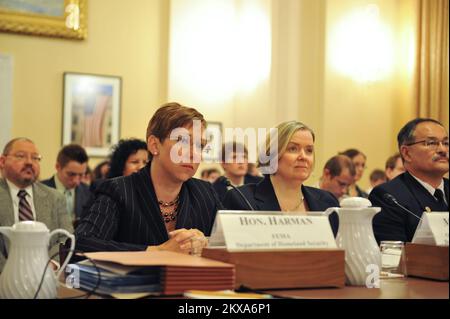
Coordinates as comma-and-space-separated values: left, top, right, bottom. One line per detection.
63, 73, 121, 157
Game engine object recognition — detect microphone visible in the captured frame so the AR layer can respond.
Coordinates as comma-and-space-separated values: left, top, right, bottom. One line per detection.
224, 178, 255, 211
383, 193, 422, 221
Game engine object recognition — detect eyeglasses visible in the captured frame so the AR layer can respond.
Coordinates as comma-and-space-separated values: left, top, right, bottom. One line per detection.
5, 153, 42, 163
405, 139, 449, 150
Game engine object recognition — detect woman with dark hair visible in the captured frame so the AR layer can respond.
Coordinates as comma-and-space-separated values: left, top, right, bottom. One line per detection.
108, 139, 149, 178
340, 148, 368, 198
76, 102, 222, 255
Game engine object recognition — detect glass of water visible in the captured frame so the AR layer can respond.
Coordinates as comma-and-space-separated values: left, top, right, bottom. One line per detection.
380, 241, 407, 279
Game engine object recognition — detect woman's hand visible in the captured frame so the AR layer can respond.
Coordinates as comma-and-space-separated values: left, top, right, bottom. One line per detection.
146, 228, 208, 255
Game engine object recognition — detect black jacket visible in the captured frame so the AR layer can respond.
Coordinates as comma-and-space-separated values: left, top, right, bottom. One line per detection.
369, 171, 449, 243
75, 164, 223, 252
222, 176, 340, 236
213, 174, 263, 203
41, 176, 92, 220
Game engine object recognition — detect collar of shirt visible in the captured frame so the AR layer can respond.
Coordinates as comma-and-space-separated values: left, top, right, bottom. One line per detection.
6, 179, 35, 223
226, 180, 244, 191
409, 173, 445, 199
55, 175, 75, 197
6, 179, 34, 202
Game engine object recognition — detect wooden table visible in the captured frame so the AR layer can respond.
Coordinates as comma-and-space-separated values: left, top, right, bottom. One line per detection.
58, 277, 448, 299
265, 278, 448, 299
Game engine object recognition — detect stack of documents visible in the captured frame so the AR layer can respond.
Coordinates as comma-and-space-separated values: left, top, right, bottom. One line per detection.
71, 251, 235, 297
68, 261, 161, 296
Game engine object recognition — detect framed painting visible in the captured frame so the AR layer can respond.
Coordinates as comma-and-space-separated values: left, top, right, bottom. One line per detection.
0, 0, 87, 40
63, 72, 121, 157
202, 121, 223, 163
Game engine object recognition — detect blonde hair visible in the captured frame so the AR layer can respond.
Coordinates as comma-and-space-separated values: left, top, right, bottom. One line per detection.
259, 121, 315, 171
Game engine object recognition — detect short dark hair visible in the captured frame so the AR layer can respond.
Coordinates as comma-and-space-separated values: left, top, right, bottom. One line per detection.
57, 144, 88, 168
339, 148, 366, 160
221, 142, 248, 162
146, 102, 206, 142
397, 118, 444, 149
370, 169, 386, 182
324, 155, 356, 177
107, 138, 148, 178
2, 137, 34, 155
385, 153, 401, 170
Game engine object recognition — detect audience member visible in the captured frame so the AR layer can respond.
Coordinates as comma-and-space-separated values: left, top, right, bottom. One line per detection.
107, 139, 149, 178
247, 162, 262, 177
367, 169, 387, 194
340, 148, 368, 198
319, 155, 355, 201
0, 138, 73, 271
82, 165, 93, 185
42, 144, 91, 223
213, 142, 262, 202
200, 168, 221, 183
385, 153, 405, 181
92, 160, 110, 181
206, 168, 221, 184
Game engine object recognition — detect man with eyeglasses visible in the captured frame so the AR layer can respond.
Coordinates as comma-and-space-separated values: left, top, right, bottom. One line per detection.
370, 118, 449, 243
42, 144, 92, 225
318, 155, 356, 201
0, 138, 73, 271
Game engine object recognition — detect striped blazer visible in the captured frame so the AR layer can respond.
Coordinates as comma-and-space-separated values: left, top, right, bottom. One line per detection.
75, 165, 223, 252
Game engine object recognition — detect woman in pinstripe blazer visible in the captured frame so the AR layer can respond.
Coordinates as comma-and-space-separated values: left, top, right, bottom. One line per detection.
75, 103, 223, 254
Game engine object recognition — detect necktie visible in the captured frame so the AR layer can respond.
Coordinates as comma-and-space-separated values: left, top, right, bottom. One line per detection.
64, 189, 73, 216
434, 189, 448, 210
18, 190, 34, 221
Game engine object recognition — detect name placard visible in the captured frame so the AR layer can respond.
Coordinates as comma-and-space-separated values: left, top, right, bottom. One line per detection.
412, 212, 449, 246
208, 210, 337, 251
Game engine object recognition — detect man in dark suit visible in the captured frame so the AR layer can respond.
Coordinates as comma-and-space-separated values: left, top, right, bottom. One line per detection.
213, 142, 262, 203
370, 118, 449, 243
41, 144, 91, 223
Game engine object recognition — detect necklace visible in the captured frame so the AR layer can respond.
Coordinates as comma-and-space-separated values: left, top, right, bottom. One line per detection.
285, 196, 305, 212
160, 207, 178, 223
158, 195, 180, 207
158, 195, 180, 223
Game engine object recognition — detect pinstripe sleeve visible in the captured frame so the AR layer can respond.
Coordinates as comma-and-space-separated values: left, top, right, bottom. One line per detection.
75, 181, 147, 252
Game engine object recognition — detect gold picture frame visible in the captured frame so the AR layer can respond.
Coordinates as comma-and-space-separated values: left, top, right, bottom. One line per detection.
0, 0, 87, 40
63, 72, 122, 157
